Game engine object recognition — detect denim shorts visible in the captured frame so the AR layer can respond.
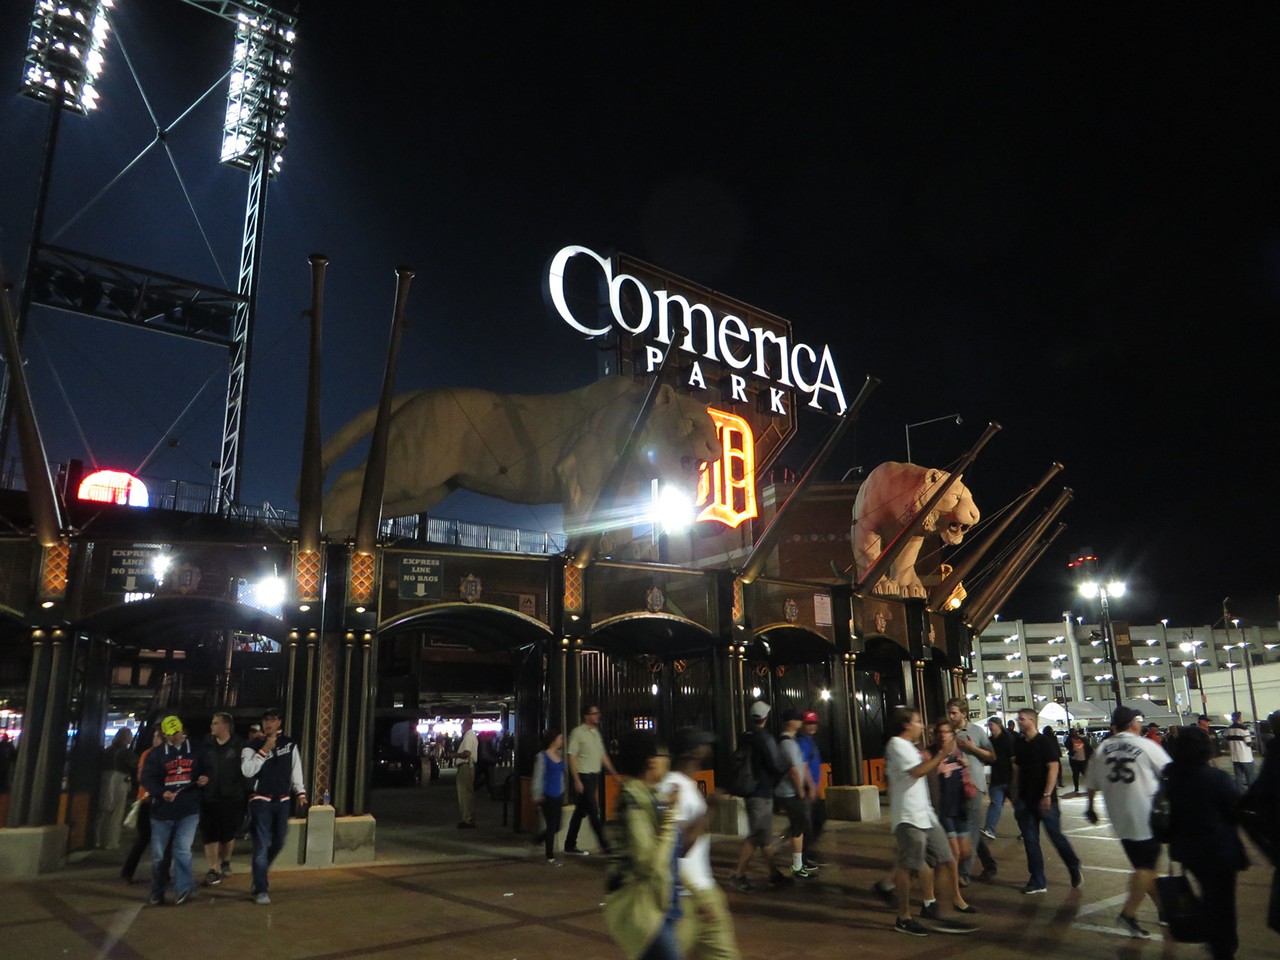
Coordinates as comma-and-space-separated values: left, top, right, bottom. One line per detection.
938, 813, 969, 839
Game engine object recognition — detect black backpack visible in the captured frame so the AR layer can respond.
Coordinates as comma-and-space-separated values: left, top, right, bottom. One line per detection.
727, 730, 759, 797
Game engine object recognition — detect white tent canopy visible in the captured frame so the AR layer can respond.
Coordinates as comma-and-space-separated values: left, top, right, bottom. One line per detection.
1037, 698, 1181, 730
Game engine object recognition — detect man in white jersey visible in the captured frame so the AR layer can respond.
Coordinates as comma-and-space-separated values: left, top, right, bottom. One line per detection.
664, 727, 741, 960
1223, 711, 1257, 789
1084, 706, 1170, 938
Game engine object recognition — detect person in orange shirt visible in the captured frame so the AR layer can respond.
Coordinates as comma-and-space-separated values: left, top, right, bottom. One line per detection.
121, 728, 164, 883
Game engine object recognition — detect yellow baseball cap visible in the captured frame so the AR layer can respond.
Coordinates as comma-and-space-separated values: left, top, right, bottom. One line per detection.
160, 716, 183, 735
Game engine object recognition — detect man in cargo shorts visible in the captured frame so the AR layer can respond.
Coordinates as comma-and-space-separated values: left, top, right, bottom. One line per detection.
886, 706, 976, 936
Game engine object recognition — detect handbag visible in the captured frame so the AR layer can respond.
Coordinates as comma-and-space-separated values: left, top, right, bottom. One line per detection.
1237, 780, 1276, 865
1156, 862, 1207, 943
122, 798, 142, 830
1149, 772, 1173, 843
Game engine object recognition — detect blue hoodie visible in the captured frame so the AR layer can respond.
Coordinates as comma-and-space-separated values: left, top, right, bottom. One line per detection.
141, 737, 208, 821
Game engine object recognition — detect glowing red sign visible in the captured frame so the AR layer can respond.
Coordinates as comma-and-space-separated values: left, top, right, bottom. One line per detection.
77, 470, 149, 507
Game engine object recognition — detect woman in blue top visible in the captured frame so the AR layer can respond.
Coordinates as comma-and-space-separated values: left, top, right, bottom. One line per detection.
531, 729, 566, 864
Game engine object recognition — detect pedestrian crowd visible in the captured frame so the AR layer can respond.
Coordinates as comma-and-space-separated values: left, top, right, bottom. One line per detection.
89, 696, 1277, 960
100, 707, 309, 908
577, 698, 1277, 960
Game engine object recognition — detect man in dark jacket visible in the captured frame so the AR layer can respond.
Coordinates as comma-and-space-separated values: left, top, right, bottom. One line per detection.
201, 711, 246, 885
140, 715, 209, 906
241, 707, 308, 905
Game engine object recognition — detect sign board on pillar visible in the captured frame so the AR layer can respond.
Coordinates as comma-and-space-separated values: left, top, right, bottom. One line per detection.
397, 556, 443, 601
814, 593, 833, 627
104, 547, 160, 593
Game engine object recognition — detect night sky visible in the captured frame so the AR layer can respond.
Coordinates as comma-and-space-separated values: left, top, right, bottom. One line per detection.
1, 2, 1276, 627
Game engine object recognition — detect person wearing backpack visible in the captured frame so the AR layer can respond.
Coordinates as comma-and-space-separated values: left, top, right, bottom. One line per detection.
727, 701, 788, 892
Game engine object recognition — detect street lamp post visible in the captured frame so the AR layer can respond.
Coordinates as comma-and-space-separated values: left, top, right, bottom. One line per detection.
1225, 655, 1239, 715
904, 413, 962, 464
1231, 618, 1264, 755
1079, 579, 1125, 708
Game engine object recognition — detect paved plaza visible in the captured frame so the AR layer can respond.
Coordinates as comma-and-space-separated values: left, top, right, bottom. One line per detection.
4, 774, 1273, 960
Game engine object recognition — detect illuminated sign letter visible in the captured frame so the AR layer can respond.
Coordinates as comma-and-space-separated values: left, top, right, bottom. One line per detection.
545, 245, 612, 336
696, 408, 758, 528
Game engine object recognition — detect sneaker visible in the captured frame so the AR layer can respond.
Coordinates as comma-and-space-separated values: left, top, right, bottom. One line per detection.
1069, 866, 1083, 888
545, 858, 562, 867
802, 858, 823, 871
932, 918, 977, 935
728, 874, 754, 893
920, 901, 940, 922
894, 917, 929, 937
767, 869, 793, 886
254, 892, 271, 906
1116, 914, 1150, 939
1021, 882, 1048, 895
979, 828, 997, 840
220, 861, 232, 878
975, 867, 997, 882
147, 894, 164, 906
563, 847, 589, 856
202, 870, 221, 886
872, 879, 896, 904
958, 873, 971, 887
175, 889, 194, 906
790, 865, 812, 880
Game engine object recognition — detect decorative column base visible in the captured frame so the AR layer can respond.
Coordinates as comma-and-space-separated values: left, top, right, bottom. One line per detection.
0, 825, 68, 876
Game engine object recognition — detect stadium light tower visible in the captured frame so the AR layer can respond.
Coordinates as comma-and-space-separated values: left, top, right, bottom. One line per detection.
22, 0, 115, 115
205, 0, 297, 511
4, 0, 299, 513
0, 0, 118, 463
220, 8, 295, 176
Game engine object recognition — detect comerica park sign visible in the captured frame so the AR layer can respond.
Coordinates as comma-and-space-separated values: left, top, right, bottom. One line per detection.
543, 245, 841, 533
545, 245, 848, 415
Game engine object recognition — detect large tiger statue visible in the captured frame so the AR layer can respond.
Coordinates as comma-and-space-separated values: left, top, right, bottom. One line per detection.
320, 377, 721, 537
851, 461, 979, 598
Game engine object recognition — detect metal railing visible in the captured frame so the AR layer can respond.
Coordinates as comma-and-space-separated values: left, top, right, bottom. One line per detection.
3, 457, 565, 554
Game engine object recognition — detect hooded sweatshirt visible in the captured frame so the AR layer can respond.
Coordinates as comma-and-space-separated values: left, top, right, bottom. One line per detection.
141, 737, 208, 821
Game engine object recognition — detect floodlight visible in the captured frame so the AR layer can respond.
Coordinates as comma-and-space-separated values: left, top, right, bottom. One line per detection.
652, 484, 695, 532
1077, 581, 1099, 599
22, 0, 115, 115
1106, 580, 1126, 597
151, 554, 172, 584
221, 5, 296, 175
